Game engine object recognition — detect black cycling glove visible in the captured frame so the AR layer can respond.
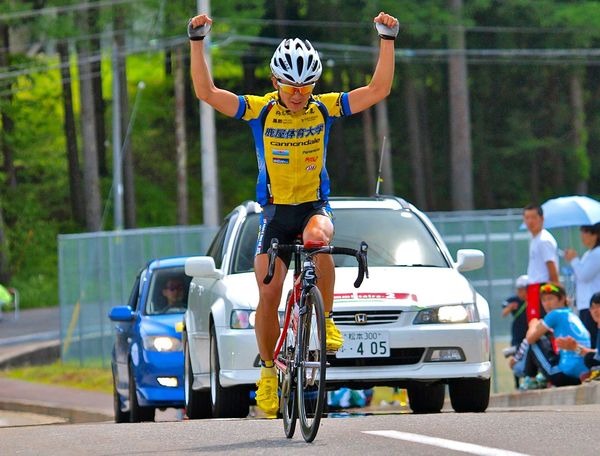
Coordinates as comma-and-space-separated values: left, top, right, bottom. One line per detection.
188, 20, 211, 41
374, 21, 400, 40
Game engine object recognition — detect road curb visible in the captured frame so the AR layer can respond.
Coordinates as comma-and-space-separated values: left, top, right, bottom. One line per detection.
488, 381, 600, 407
0, 340, 60, 370
0, 399, 112, 423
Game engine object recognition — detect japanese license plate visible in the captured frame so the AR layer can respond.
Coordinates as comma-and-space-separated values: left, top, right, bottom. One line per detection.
336, 330, 390, 358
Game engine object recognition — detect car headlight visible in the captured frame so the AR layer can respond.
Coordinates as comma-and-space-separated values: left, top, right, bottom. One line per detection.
142, 336, 182, 352
230, 310, 285, 329
413, 303, 479, 324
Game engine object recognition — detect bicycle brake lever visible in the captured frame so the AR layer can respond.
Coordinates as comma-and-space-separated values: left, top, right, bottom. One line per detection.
360, 241, 369, 279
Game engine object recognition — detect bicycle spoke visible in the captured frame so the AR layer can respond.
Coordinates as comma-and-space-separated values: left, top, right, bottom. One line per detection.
297, 286, 326, 442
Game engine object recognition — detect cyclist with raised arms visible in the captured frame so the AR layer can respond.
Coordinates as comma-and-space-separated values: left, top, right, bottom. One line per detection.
188, 11, 398, 418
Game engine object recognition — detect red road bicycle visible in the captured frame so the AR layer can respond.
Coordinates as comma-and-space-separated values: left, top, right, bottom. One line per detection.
263, 238, 368, 442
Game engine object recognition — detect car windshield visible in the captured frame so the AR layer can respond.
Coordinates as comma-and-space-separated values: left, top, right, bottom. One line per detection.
232, 206, 448, 274
145, 266, 191, 315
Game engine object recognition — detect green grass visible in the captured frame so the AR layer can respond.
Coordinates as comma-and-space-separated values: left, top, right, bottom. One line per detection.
1, 361, 112, 394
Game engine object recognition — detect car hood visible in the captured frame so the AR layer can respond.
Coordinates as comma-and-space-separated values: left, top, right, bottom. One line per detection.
222, 267, 477, 310
139, 314, 184, 337
332, 267, 478, 309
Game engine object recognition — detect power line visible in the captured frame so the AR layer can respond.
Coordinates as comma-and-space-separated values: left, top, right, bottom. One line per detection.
4, 32, 600, 96
0, 0, 145, 21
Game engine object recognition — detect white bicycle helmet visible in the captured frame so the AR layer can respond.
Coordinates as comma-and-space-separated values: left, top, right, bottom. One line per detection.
270, 38, 322, 85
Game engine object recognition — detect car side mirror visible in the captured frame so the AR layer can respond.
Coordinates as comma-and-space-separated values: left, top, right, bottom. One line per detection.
185, 256, 224, 280
455, 249, 484, 272
108, 305, 135, 321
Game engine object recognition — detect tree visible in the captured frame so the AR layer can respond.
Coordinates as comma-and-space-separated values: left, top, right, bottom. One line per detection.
77, 1, 102, 231
0, 22, 16, 189
174, 45, 189, 225
57, 39, 85, 225
448, 0, 473, 210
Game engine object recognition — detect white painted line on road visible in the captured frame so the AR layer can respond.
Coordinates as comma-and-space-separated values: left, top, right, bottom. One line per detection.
363, 430, 530, 456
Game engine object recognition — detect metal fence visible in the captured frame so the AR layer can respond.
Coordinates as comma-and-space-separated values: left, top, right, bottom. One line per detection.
57, 210, 583, 392
57, 225, 218, 366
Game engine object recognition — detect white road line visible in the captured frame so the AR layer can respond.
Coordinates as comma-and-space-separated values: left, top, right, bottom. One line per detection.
363, 430, 530, 456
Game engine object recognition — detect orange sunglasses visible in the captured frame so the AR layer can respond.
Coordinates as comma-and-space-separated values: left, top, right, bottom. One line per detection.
277, 80, 315, 95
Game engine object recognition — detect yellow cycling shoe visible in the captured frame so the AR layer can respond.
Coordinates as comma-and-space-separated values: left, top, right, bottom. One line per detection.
325, 318, 344, 352
256, 370, 279, 418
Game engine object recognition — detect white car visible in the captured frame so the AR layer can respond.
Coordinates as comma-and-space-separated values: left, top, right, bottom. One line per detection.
183, 196, 490, 418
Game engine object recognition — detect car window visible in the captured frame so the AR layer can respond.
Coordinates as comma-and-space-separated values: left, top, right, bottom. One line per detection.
127, 271, 142, 311
232, 214, 260, 274
230, 207, 447, 272
145, 267, 192, 315
206, 221, 229, 269
332, 208, 448, 268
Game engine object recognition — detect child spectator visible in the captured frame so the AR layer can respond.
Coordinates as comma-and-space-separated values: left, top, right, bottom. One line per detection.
525, 283, 591, 386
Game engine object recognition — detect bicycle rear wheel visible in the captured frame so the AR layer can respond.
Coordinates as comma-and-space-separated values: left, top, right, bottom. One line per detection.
297, 286, 326, 442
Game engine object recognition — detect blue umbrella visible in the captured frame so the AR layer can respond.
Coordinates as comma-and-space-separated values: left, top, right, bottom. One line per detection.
539, 195, 600, 229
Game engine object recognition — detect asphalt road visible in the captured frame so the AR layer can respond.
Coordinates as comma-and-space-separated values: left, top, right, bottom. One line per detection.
0, 307, 60, 346
0, 404, 598, 455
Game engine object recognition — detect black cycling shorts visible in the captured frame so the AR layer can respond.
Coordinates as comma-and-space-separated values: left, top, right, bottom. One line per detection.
255, 200, 333, 268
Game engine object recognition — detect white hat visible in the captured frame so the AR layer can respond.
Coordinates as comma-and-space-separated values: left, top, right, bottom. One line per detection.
516, 275, 528, 289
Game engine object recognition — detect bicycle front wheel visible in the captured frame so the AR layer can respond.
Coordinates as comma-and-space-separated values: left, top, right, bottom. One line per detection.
279, 296, 297, 438
296, 286, 326, 442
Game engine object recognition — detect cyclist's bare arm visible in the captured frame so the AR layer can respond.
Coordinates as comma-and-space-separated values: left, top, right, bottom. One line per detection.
347, 12, 398, 115
189, 14, 239, 117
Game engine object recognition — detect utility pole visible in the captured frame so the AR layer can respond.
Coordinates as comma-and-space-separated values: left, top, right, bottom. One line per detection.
112, 38, 124, 231
198, 0, 219, 226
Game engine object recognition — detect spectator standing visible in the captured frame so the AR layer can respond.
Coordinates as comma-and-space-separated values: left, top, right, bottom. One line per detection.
563, 223, 600, 349
523, 204, 559, 322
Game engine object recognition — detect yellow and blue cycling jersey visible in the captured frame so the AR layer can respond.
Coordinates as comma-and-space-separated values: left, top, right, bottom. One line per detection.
234, 91, 351, 206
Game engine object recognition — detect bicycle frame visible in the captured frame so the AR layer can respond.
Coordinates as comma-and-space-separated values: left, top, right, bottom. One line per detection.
273, 249, 313, 374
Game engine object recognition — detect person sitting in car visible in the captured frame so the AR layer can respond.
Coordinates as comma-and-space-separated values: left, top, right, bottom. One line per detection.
158, 278, 186, 312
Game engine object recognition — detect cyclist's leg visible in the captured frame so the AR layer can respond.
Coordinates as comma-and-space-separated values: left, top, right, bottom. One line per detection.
254, 254, 287, 363
303, 208, 343, 351
302, 210, 334, 312
253, 205, 293, 417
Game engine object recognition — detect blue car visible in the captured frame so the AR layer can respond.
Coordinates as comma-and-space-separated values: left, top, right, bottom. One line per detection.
108, 256, 191, 422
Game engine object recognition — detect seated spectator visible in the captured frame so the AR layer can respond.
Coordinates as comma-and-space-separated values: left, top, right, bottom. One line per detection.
555, 291, 600, 380
501, 274, 529, 389
524, 283, 591, 386
509, 332, 556, 390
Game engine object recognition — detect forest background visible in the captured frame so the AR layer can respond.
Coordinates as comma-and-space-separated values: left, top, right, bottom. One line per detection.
2, 0, 600, 309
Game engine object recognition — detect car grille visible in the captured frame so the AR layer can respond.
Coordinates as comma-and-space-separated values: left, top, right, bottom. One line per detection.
333, 310, 402, 325
327, 348, 425, 367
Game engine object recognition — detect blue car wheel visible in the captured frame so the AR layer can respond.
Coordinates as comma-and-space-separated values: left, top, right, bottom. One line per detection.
128, 363, 156, 422
112, 370, 129, 423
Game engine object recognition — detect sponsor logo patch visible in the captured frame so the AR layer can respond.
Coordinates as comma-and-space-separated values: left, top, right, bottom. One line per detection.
273, 158, 289, 164
272, 149, 289, 156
